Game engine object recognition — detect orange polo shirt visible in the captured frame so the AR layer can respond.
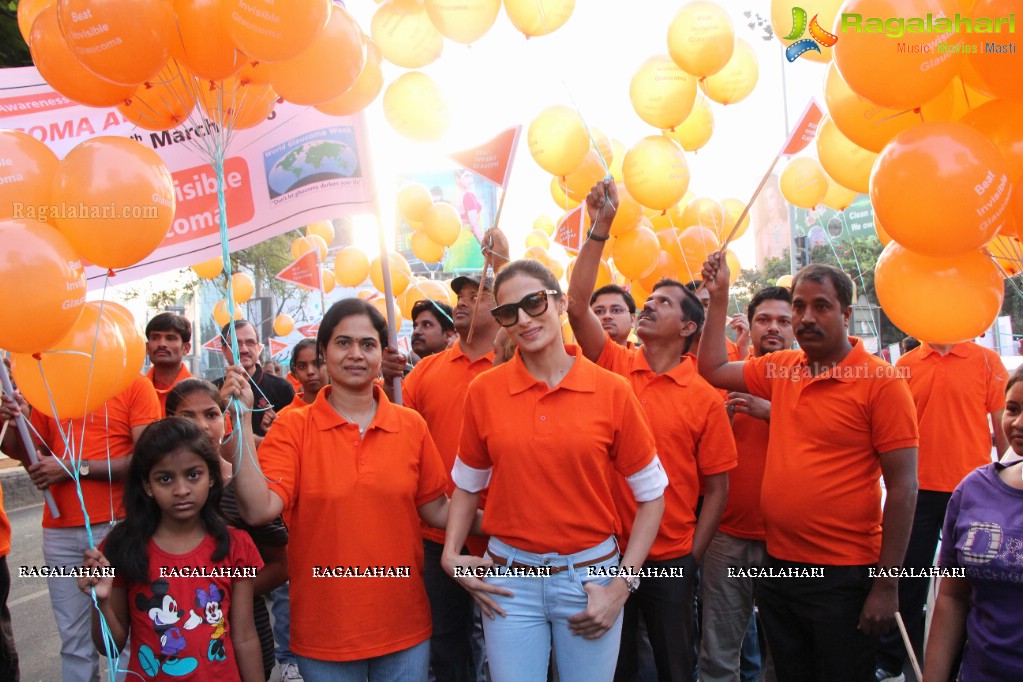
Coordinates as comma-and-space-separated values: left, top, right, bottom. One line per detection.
743, 337, 918, 565
31, 376, 161, 529
258, 385, 448, 662
719, 392, 771, 540
598, 342, 736, 559
146, 364, 192, 415
459, 345, 657, 555
276, 397, 313, 419
404, 343, 494, 554
897, 342, 1007, 492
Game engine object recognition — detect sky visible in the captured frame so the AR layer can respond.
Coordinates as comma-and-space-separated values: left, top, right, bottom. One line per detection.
341, 0, 826, 269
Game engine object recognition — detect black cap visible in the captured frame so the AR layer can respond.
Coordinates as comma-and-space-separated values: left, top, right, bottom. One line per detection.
450, 275, 494, 294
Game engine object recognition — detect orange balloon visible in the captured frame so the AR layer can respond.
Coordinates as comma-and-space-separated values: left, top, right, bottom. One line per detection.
679, 226, 719, 276
411, 231, 445, 263
667, 1, 735, 78
238, 59, 271, 84
824, 62, 926, 154
268, 7, 365, 106
104, 301, 145, 393
191, 256, 224, 279
172, 0, 242, 81
833, 0, 962, 110
623, 136, 690, 211
423, 202, 461, 247
223, 0, 330, 62
231, 272, 254, 303
383, 71, 450, 142
961, 100, 1023, 180
117, 62, 196, 131
196, 75, 278, 130
523, 245, 551, 265
370, 252, 412, 296
657, 227, 685, 267
371, 0, 443, 68
870, 122, 1010, 256
29, 5, 136, 107
699, 39, 758, 106
648, 201, 688, 231
816, 115, 878, 194
770, 0, 843, 63
213, 298, 243, 327
965, 0, 1023, 103
875, 217, 893, 246
721, 198, 751, 241
609, 183, 643, 237
663, 96, 714, 152
590, 129, 614, 169
18, 0, 51, 43
12, 302, 128, 419
0, 130, 59, 222
629, 55, 697, 130
321, 268, 336, 293
562, 150, 606, 202
334, 246, 370, 287
724, 249, 742, 286
370, 296, 403, 329
316, 38, 384, 117
550, 177, 581, 209
307, 220, 335, 244
52, 137, 175, 270
680, 197, 724, 234
0, 219, 86, 354
529, 106, 590, 178
639, 250, 683, 291
628, 279, 653, 310
397, 184, 434, 222
57, 0, 175, 85
612, 225, 659, 280
875, 242, 1003, 343
274, 313, 295, 336
504, 0, 574, 37
985, 234, 1023, 278
780, 157, 829, 208
425, 0, 500, 44
291, 235, 328, 261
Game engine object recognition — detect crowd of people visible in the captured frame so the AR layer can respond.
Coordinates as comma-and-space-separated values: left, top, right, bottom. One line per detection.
1, 177, 1022, 682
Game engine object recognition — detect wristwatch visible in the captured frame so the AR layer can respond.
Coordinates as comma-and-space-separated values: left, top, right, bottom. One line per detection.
618, 574, 640, 594
78, 461, 90, 479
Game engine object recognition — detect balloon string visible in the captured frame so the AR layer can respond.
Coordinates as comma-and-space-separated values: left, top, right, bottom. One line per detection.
819, 220, 880, 341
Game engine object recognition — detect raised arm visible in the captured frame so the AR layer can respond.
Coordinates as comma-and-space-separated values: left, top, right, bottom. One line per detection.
698, 252, 748, 393
567, 178, 617, 362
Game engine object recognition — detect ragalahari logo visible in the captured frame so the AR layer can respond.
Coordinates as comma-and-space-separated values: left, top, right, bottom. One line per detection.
783, 7, 839, 61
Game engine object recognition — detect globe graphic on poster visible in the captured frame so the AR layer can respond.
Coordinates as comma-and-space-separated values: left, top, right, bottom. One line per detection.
267, 141, 359, 197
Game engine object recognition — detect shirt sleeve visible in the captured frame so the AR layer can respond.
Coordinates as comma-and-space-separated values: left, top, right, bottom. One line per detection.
696, 393, 738, 476
127, 377, 162, 429
742, 354, 773, 400
937, 483, 965, 568
256, 411, 303, 512
229, 528, 265, 577
609, 384, 657, 478
456, 386, 491, 471
415, 423, 449, 507
595, 336, 629, 373
985, 351, 1008, 412
871, 376, 920, 454
403, 363, 422, 413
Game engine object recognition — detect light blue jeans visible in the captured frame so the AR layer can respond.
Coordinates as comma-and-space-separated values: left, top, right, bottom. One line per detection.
270, 581, 296, 665
296, 640, 429, 682
482, 536, 623, 682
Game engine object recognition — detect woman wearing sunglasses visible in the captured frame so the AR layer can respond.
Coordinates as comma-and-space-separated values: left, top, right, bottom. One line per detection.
442, 258, 668, 682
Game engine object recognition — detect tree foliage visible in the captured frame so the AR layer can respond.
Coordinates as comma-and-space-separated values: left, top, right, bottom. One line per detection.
0, 1, 31, 68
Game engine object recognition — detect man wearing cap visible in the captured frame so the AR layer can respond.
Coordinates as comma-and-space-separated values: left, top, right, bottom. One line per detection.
382, 274, 500, 682
144, 311, 193, 415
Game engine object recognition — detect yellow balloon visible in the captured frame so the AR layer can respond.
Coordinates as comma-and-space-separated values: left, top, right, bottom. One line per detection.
370, 252, 412, 296
369, 295, 403, 329
504, 0, 575, 37
725, 249, 742, 286
398, 183, 433, 222
667, 1, 735, 78
681, 197, 725, 234
191, 256, 223, 279
525, 230, 551, 250
371, 0, 443, 68
321, 268, 336, 293
612, 225, 659, 280
699, 39, 758, 106
550, 177, 581, 209
629, 55, 697, 130
822, 179, 859, 211
529, 106, 590, 177
424, 0, 501, 44
231, 272, 255, 303
721, 198, 751, 242
411, 231, 445, 263
383, 71, 450, 142
776, 274, 794, 288
623, 136, 690, 211
306, 220, 335, 244
213, 299, 243, 327
423, 202, 461, 247
663, 95, 714, 152
816, 115, 878, 194
334, 246, 370, 287
274, 314, 295, 336
770, 0, 843, 64
292, 234, 328, 261
534, 215, 556, 236
780, 157, 828, 208
610, 182, 644, 237
562, 149, 606, 202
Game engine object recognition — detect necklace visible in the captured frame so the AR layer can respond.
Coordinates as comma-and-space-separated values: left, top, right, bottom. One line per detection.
333, 401, 377, 435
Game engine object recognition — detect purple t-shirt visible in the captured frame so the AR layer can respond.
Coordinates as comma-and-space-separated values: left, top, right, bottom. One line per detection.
939, 462, 1023, 681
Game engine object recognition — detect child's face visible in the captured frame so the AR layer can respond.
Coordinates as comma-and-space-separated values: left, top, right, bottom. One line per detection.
1003, 382, 1023, 456
144, 446, 212, 524
171, 392, 226, 445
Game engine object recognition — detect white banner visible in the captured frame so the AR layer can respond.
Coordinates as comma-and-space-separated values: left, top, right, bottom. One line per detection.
0, 67, 377, 289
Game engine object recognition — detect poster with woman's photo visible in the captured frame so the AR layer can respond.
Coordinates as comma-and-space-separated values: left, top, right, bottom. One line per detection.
395, 168, 498, 274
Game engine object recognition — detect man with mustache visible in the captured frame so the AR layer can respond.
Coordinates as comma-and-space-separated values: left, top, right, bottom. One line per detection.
590, 284, 637, 348
698, 286, 793, 681
145, 312, 193, 415
569, 179, 737, 681
698, 254, 918, 682
410, 299, 457, 362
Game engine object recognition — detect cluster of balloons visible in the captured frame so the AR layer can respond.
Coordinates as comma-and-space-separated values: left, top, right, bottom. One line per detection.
0, 128, 175, 418
766, 0, 1022, 343
20, 0, 380, 133
396, 183, 463, 263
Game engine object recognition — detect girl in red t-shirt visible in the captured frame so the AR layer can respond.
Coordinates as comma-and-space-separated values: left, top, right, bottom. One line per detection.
77, 417, 264, 682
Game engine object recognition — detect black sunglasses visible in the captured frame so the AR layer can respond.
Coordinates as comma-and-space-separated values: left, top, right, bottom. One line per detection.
491, 290, 559, 327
